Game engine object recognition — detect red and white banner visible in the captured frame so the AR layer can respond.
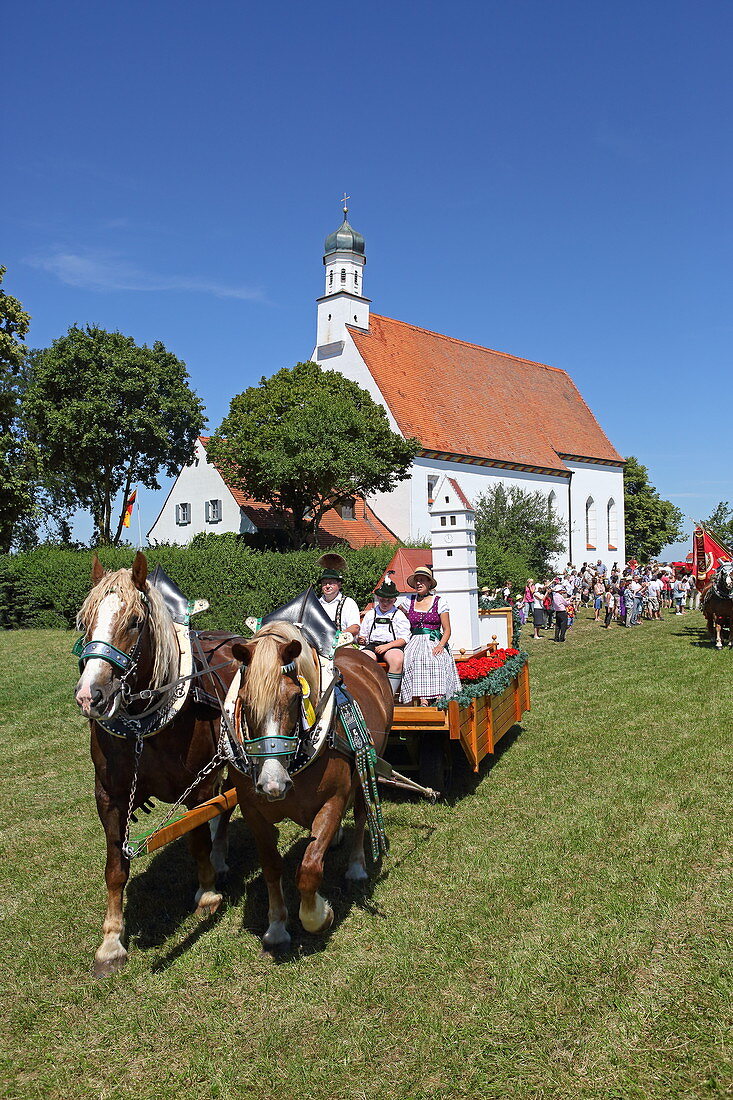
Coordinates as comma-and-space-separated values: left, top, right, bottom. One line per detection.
692, 525, 732, 591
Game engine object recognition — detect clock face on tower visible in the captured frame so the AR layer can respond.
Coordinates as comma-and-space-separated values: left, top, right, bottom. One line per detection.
444, 533, 453, 543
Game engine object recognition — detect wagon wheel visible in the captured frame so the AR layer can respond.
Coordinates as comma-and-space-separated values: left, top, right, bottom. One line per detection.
418, 731, 452, 794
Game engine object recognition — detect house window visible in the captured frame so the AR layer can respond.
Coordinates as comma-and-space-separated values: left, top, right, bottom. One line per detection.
450, 515, 456, 526
446, 550, 453, 557
339, 498, 356, 520
427, 475, 438, 504
175, 502, 191, 525
205, 499, 222, 524
607, 498, 618, 550
440, 516, 447, 527
585, 497, 597, 549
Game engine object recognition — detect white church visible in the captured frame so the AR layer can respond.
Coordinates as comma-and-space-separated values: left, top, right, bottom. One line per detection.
150, 205, 625, 568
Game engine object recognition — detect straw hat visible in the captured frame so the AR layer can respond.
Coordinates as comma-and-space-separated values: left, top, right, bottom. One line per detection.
406, 565, 438, 591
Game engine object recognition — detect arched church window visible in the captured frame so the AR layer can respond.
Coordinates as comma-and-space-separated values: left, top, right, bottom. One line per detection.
341, 268, 346, 284
585, 497, 597, 549
607, 499, 618, 550
548, 490, 557, 514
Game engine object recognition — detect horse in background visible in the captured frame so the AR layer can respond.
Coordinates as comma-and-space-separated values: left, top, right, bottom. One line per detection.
75, 552, 239, 976
701, 562, 733, 648
229, 622, 393, 952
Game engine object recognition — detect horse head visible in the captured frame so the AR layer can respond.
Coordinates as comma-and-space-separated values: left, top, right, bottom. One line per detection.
74, 551, 164, 720
714, 562, 733, 599
231, 623, 319, 801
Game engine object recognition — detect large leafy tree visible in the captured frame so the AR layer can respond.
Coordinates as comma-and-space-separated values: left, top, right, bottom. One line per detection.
700, 502, 733, 551
0, 266, 33, 552
623, 455, 684, 561
208, 360, 419, 548
23, 325, 205, 544
473, 483, 566, 590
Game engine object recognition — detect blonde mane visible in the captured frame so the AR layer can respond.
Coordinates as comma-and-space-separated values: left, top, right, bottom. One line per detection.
77, 568, 179, 692
243, 621, 320, 729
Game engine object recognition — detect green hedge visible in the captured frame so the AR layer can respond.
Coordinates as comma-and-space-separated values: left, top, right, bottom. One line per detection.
0, 534, 396, 632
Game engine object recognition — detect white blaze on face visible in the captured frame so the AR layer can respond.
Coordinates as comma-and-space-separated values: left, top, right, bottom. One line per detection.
255, 717, 293, 799
75, 591, 123, 715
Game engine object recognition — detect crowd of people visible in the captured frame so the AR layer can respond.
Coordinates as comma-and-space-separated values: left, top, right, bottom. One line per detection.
503, 560, 700, 641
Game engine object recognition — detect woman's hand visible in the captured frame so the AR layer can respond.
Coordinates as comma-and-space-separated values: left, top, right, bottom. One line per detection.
432, 643, 445, 655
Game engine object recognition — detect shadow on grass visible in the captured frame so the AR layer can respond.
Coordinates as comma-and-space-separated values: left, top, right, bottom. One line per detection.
670, 619, 730, 648
444, 722, 523, 805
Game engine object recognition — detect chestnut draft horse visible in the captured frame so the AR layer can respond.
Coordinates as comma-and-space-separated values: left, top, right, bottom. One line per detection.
75, 552, 240, 976
229, 622, 393, 951
702, 562, 733, 649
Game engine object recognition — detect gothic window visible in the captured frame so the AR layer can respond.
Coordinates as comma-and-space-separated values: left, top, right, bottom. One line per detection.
607, 498, 618, 550
548, 490, 557, 514
427, 475, 438, 504
585, 497, 597, 549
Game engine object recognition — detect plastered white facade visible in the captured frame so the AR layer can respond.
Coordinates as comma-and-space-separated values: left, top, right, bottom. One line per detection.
148, 438, 253, 545
312, 216, 626, 571
429, 475, 480, 653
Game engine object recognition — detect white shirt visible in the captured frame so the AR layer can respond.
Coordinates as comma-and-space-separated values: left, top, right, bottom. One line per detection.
318, 593, 360, 632
360, 605, 411, 646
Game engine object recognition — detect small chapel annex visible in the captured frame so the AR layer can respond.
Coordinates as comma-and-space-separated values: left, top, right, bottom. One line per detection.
312, 205, 625, 568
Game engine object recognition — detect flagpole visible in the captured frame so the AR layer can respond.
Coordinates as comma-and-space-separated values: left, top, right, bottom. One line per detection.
136, 490, 143, 550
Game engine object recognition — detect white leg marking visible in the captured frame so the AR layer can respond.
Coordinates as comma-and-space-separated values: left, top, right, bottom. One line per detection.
94, 930, 128, 973
195, 886, 223, 911
262, 920, 291, 949
299, 892, 334, 933
345, 856, 369, 882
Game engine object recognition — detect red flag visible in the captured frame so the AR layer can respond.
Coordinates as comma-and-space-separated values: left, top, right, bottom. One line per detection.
123, 490, 137, 528
692, 525, 732, 591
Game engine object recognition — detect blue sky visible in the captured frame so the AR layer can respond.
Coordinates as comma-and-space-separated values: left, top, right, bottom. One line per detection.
5, 1, 731, 558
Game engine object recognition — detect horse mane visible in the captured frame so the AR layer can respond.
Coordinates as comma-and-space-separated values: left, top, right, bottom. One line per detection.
243, 621, 319, 729
77, 567, 179, 692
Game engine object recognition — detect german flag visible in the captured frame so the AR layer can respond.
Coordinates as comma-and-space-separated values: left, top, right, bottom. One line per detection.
122, 490, 137, 528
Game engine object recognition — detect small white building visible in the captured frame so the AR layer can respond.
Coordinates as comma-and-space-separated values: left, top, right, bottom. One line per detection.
429, 475, 480, 653
313, 205, 626, 569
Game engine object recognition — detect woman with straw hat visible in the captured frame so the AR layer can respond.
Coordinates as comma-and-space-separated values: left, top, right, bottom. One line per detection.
397, 565, 460, 706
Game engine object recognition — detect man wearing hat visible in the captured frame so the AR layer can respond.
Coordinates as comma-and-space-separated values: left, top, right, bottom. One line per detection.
317, 554, 361, 640
358, 577, 411, 697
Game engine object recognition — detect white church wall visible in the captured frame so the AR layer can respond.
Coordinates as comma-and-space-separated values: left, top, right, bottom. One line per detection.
311, 330, 402, 436
147, 439, 254, 545
565, 460, 625, 569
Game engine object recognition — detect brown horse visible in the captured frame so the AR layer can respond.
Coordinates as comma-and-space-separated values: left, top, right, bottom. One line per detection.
229, 622, 393, 951
74, 552, 240, 976
701, 563, 733, 648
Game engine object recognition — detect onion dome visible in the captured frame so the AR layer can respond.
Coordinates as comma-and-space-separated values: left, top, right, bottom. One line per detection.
324, 208, 365, 256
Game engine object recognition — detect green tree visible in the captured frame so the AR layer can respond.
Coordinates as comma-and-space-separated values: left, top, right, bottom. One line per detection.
23, 325, 205, 544
700, 502, 733, 551
623, 455, 684, 561
0, 266, 34, 553
473, 483, 566, 590
208, 360, 419, 548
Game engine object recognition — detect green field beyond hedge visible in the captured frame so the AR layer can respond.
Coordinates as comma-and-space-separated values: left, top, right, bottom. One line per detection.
2, 609, 733, 1099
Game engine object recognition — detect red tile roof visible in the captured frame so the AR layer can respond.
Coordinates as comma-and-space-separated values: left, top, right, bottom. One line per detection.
381, 547, 433, 593
348, 315, 623, 470
200, 438, 397, 549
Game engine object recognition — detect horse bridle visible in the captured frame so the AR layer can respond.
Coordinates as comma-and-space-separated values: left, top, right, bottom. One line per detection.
73, 590, 151, 705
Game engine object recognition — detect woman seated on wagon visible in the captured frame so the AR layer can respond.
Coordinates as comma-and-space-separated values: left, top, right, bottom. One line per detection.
397, 565, 461, 707
357, 577, 410, 698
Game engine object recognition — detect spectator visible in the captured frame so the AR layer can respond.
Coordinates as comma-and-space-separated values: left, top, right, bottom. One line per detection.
552, 583, 570, 642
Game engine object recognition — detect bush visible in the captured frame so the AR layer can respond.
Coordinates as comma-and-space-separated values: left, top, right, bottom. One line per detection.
475, 538, 532, 597
0, 540, 396, 632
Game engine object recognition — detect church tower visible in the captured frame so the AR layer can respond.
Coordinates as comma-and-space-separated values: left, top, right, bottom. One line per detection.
316, 197, 370, 352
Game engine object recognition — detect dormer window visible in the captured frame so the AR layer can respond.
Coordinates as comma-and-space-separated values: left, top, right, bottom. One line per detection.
339, 497, 356, 520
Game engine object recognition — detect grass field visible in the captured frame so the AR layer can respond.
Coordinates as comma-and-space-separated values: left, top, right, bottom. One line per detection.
2, 609, 733, 1099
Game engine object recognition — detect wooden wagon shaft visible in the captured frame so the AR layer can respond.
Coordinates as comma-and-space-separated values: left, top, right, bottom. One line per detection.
143, 787, 239, 853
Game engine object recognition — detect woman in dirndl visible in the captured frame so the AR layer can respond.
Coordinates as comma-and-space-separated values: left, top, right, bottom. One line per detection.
398, 565, 461, 706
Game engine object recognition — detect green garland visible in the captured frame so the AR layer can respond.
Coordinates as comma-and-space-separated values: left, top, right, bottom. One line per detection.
437, 651, 529, 711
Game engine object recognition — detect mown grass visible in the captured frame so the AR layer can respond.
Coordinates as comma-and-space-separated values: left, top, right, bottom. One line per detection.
1, 610, 733, 1099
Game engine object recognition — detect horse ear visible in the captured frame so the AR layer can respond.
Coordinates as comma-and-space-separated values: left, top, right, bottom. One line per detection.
132, 551, 148, 590
91, 552, 104, 585
281, 639, 302, 666
232, 640, 257, 666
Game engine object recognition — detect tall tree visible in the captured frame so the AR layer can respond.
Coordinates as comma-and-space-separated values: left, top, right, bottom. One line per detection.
208, 360, 419, 548
23, 325, 205, 544
473, 483, 566, 589
700, 502, 733, 551
0, 266, 33, 553
623, 455, 684, 561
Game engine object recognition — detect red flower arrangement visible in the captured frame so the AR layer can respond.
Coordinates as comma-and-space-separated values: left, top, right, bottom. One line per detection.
457, 648, 519, 682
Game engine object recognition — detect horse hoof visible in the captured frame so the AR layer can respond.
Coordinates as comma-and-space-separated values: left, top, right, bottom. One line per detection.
345, 860, 368, 882
93, 951, 128, 979
195, 889, 223, 916
262, 922, 291, 952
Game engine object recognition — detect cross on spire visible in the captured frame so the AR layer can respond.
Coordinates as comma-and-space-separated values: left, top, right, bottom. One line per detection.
341, 191, 350, 216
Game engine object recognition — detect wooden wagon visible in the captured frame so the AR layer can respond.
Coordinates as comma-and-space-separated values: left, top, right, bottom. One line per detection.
386, 643, 530, 791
